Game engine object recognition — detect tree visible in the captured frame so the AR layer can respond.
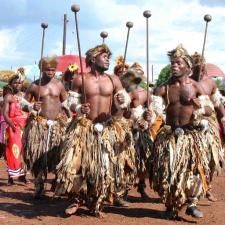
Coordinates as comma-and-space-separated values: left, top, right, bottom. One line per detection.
155, 64, 171, 87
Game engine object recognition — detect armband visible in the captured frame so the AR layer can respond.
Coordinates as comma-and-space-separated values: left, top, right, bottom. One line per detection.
62, 91, 81, 112
211, 88, 223, 107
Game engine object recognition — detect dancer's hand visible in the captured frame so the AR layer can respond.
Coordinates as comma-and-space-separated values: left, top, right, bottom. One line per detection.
115, 92, 125, 104
143, 109, 152, 122
33, 101, 42, 111
137, 119, 149, 130
81, 103, 90, 115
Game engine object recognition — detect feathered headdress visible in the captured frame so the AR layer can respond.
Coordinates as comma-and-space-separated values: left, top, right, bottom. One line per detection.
191, 52, 205, 66
8, 67, 25, 84
113, 55, 129, 75
16, 67, 25, 82
115, 56, 125, 65
120, 62, 145, 91
168, 44, 193, 68
130, 62, 144, 76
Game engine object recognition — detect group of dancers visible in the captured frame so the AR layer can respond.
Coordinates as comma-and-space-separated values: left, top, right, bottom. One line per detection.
0, 42, 224, 220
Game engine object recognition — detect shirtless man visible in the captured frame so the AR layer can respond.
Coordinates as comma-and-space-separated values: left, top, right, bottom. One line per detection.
153, 45, 212, 219
23, 56, 67, 198
191, 52, 225, 201
55, 44, 135, 217
121, 64, 152, 198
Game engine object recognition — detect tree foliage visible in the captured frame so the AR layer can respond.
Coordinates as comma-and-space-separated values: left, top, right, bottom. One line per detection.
155, 64, 171, 87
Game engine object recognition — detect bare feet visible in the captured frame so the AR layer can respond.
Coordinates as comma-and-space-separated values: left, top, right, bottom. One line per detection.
206, 191, 217, 202
92, 210, 106, 218
113, 197, 129, 207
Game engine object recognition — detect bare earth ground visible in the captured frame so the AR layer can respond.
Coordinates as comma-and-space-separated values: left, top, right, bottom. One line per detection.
0, 158, 224, 225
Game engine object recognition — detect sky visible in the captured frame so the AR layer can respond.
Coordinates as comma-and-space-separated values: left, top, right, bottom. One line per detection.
0, 0, 225, 81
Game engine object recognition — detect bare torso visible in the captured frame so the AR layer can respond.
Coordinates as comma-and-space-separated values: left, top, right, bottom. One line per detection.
198, 76, 216, 96
155, 78, 201, 127
25, 78, 67, 120
73, 73, 122, 122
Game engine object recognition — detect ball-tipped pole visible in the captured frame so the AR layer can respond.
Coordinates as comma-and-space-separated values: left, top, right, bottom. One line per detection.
126, 21, 133, 29
71, 4, 86, 103
122, 21, 134, 73
199, 14, 212, 81
143, 10, 151, 18
143, 10, 151, 107
71, 4, 80, 13
204, 14, 212, 23
100, 31, 108, 44
202, 14, 212, 58
41, 23, 48, 29
38, 22, 48, 101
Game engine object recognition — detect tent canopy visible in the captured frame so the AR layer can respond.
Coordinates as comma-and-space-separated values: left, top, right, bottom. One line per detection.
205, 63, 225, 77
56, 55, 89, 73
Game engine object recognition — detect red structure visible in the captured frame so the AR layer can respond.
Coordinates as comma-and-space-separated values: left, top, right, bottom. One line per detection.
205, 63, 225, 77
56, 55, 89, 73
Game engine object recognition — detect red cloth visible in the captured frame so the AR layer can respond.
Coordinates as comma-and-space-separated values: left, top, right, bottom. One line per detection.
5, 97, 27, 177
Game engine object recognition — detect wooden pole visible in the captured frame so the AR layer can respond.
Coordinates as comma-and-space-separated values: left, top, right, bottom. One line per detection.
71, 4, 86, 103
62, 14, 68, 55
143, 10, 151, 107
37, 23, 48, 101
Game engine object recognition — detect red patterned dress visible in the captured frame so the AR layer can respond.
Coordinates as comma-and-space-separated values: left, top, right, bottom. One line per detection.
5, 96, 27, 178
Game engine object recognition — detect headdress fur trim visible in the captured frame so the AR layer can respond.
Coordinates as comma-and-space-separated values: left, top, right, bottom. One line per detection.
168, 44, 193, 68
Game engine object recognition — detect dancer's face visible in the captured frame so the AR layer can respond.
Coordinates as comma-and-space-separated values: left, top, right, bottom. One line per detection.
43, 66, 56, 79
12, 78, 23, 93
171, 57, 190, 77
94, 52, 110, 71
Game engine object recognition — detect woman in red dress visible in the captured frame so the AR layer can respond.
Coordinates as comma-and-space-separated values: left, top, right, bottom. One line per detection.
2, 71, 28, 184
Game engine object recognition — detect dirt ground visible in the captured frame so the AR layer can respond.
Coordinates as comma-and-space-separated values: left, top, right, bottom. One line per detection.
0, 159, 224, 225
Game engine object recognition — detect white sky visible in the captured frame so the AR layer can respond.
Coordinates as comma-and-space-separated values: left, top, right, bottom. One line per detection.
0, 0, 225, 81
